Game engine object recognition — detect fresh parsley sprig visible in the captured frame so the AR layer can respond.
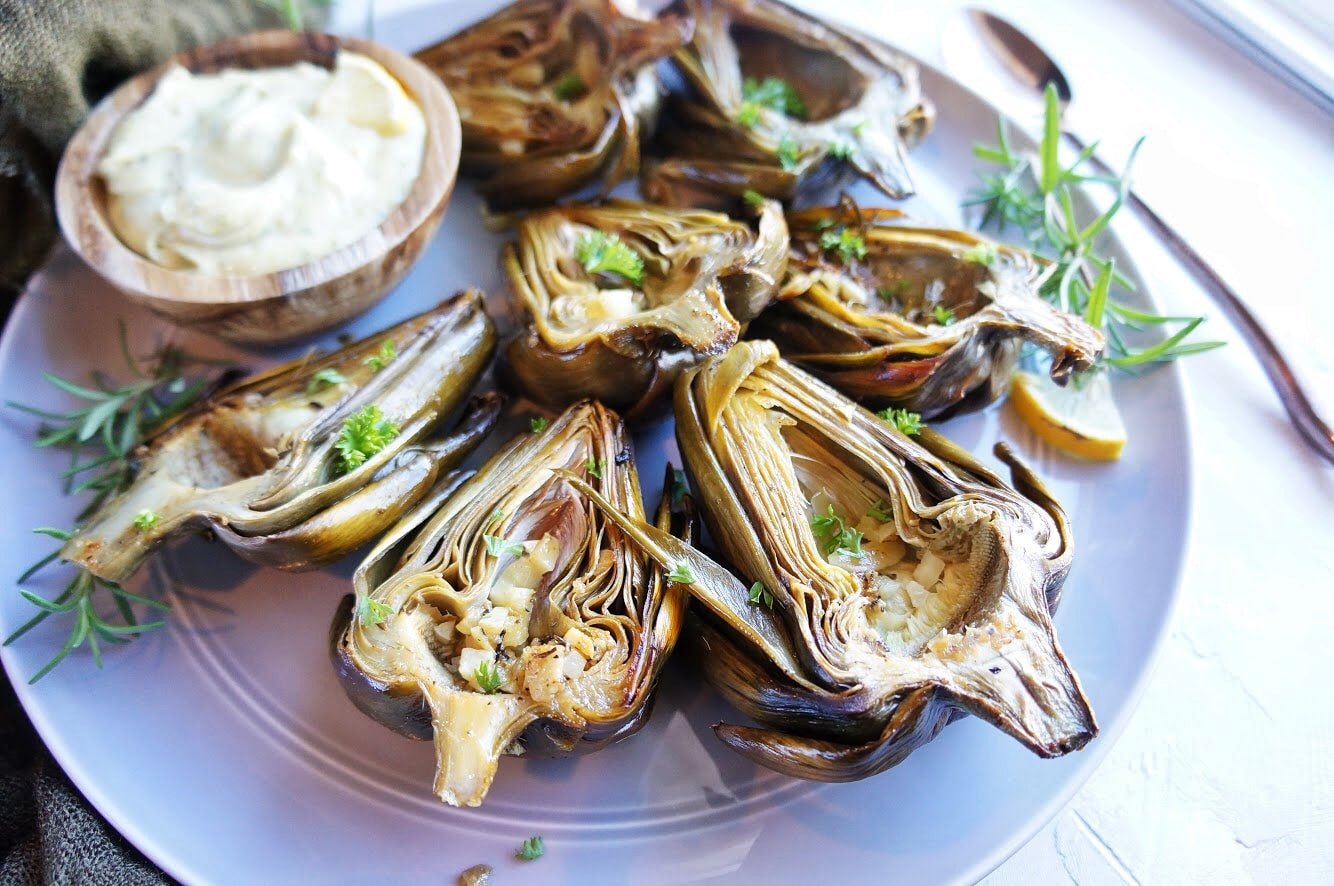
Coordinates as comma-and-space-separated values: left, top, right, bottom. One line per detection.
810, 505, 864, 557
333, 405, 398, 475
964, 84, 1223, 369
575, 231, 645, 286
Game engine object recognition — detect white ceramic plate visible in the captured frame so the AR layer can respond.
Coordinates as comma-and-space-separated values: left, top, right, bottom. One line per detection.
0, 3, 1192, 883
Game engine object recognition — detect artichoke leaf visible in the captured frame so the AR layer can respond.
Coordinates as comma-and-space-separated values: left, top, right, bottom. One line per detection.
416, 0, 691, 209
332, 401, 688, 806
669, 341, 1096, 779
500, 199, 788, 414
646, 0, 934, 205
60, 293, 498, 582
753, 204, 1106, 417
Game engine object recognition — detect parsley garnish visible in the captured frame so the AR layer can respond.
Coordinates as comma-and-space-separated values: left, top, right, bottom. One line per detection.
876, 281, 909, 301
516, 836, 545, 861
932, 304, 956, 325
305, 367, 346, 394
333, 405, 399, 475
742, 189, 766, 207
363, 339, 396, 371
962, 243, 997, 266
484, 534, 525, 558
474, 659, 503, 694
850, 119, 867, 136
819, 227, 867, 263
810, 505, 864, 557
776, 135, 800, 172
574, 231, 645, 286
736, 101, 761, 127
827, 141, 853, 161
132, 509, 159, 531
357, 595, 392, 627
667, 562, 695, 584
529, 416, 549, 434
748, 581, 774, 609
867, 500, 894, 522
877, 407, 924, 436
670, 467, 690, 504
552, 72, 587, 101
742, 76, 806, 118
585, 458, 605, 479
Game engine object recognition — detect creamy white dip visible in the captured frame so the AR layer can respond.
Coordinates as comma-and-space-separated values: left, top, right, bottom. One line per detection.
98, 51, 426, 276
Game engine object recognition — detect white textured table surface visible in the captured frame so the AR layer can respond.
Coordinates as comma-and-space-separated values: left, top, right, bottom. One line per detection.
349, 1, 1334, 881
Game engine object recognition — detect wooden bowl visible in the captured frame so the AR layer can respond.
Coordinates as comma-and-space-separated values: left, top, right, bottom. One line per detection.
54, 30, 461, 345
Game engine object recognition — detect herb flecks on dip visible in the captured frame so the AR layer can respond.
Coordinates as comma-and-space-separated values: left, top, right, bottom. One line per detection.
98, 52, 426, 277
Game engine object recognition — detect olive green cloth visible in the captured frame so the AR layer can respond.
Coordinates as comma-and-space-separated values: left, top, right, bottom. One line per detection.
0, 0, 305, 300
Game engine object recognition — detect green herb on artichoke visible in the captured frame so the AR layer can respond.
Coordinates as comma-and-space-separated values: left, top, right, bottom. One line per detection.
819, 227, 867, 264
742, 189, 766, 207
132, 509, 159, 531
667, 562, 696, 584
474, 660, 504, 694
363, 339, 396, 371
305, 367, 347, 394
810, 505, 864, 557
552, 72, 587, 101
827, 140, 854, 161
932, 304, 956, 326
333, 405, 398, 475
776, 135, 800, 172
878, 407, 924, 436
868, 500, 893, 522
483, 534, 525, 558
748, 580, 774, 609
529, 415, 549, 434
357, 595, 393, 627
742, 76, 806, 118
963, 243, 997, 266
574, 231, 645, 286
585, 457, 605, 479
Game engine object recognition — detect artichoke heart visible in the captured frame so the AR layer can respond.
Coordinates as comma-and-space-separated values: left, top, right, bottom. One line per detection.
500, 198, 788, 414
750, 205, 1106, 417
61, 292, 499, 582
416, 0, 691, 210
582, 341, 1096, 780
643, 0, 934, 208
332, 401, 689, 807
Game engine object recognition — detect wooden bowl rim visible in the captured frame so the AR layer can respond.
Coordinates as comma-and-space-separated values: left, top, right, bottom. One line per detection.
54, 30, 461, 306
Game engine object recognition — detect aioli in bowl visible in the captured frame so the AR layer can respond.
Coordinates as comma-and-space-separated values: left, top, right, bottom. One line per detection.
97, 51, 427, 277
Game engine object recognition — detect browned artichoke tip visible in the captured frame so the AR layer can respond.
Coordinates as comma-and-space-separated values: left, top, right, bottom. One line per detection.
498, 198, 789, 415
415, 0, 692, 210
748, 203, 1106, 418
60, 292, 499, 583
645, 0, 934, 206
331, 401, 689, 807
578, 340, 1095, 781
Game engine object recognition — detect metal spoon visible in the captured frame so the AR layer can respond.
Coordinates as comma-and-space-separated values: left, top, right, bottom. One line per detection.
946, 8, 1334, 464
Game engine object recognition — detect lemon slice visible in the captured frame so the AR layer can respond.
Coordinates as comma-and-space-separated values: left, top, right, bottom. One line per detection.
318, 52, 418, 137
1009, 369, 1127, 461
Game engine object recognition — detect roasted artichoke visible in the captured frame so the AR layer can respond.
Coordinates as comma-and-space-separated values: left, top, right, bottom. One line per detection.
499, 198, 788, 414
332, 401, 689, 807
643, 0, 934, 208
749, 205, 1105, 417
61, 293, 499, 582
416, 0, 691, 210
578, 341, 1096, 780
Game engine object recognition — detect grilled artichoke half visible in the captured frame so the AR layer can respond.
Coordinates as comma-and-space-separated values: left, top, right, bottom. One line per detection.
574, 341, 1096, 780
750, 205, 1105, 417
416, 0, 690, 210
643, 0, 934, 208
332, 401, 689, 807
500, 199, 788, 414
61, 293, 499, 583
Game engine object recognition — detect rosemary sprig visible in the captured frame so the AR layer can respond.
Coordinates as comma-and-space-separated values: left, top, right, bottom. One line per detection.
4, 325, 225, 682
964, 84, 1223, 370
